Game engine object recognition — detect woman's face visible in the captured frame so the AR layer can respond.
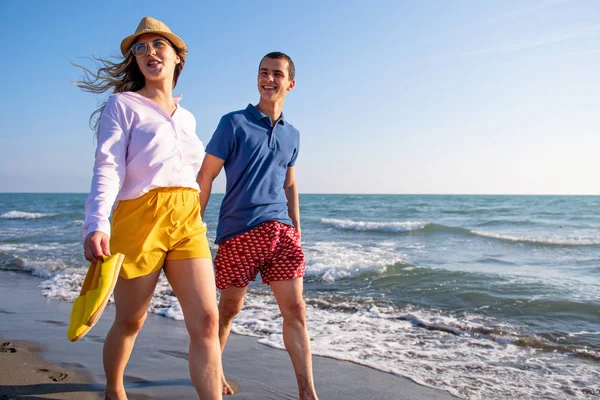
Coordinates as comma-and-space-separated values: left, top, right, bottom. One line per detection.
133, 33, 181, 85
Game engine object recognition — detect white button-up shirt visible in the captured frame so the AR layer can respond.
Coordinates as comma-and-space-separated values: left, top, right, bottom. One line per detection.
82, 92, 204, 238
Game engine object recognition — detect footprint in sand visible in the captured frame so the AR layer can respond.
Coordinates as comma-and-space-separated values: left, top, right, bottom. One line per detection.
83, 334, 105, 343
124, 374, 149, 384
37, 368, 68, 382
0, 342, 16, 353
157, 350, 241, 392
38, 320, 67, 326
159, 349, 189, 360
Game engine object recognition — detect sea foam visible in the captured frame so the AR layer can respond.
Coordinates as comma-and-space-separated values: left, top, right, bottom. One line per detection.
0, 210, 57, 219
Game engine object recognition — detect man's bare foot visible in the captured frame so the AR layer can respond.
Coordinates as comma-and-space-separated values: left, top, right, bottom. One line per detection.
222, 375, 235, 395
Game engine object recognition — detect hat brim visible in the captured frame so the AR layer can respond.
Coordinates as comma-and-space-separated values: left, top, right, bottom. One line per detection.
120, 31, 187, 59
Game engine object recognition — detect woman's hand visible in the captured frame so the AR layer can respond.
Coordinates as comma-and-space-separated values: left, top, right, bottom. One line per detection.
83, 231, 111, 264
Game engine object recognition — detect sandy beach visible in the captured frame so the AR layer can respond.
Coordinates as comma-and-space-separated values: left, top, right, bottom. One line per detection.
0, 270, 456, 399
0, 340, 105, 400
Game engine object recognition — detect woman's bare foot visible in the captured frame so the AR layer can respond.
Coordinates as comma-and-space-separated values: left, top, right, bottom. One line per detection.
222, 376, 235, 395
105, 390, 127, 400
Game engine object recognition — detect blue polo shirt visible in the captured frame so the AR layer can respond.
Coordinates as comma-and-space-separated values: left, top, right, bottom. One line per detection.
206, 104, 300, 244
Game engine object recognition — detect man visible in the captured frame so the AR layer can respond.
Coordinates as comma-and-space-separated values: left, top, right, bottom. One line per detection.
198, 52, 318, 399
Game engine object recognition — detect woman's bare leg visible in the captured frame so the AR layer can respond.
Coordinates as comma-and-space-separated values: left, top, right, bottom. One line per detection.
103, 271, 161, 399
164, 258, 222, 400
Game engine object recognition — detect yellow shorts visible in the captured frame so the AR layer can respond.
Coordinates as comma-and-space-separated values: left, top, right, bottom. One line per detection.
110, 187, 211, 279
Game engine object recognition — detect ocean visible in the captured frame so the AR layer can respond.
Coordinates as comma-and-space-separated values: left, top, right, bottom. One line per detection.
0, 193, 598, 399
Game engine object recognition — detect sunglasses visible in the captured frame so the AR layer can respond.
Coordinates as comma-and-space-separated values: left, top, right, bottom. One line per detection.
131, 38, 171, 57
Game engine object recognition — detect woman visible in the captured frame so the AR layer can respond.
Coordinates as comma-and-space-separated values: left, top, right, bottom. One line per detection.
76, 16, 222, 400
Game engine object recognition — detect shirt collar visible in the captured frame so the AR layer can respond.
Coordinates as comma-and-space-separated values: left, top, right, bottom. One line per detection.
246, 103, 286, 126
126, 91, 182, 103
124, 91, 182, 117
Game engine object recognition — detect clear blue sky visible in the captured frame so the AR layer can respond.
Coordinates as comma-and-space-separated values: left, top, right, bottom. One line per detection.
1, 0, 598, 194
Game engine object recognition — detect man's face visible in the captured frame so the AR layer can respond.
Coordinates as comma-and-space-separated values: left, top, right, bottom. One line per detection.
257, 57, 295, 103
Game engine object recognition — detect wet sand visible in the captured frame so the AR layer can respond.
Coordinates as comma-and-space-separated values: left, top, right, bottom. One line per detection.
0, 340, 104, 399
0, 271, 457, 399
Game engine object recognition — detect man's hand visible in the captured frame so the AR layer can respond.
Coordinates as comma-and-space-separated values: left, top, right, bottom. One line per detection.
198, 154, 225, 218
83, 231, 111, 264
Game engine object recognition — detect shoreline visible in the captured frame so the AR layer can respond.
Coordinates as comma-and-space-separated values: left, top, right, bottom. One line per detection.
0, 270, 457, 399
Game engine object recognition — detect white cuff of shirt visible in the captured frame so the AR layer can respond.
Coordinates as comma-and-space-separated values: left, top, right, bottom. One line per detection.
82, 221, 111, 239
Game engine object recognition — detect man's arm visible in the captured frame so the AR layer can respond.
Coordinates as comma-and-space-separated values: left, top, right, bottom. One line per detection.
197, 154, 225, 218
284, 166, 301, 241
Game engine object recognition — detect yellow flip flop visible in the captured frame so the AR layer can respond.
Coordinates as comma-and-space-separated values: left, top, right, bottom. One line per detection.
67, 253, 124, 342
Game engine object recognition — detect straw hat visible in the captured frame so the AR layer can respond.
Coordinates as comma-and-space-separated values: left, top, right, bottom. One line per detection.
120, 16, 187, 59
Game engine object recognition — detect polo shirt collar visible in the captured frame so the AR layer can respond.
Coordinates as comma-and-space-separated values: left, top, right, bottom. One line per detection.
246, 103, 286, 126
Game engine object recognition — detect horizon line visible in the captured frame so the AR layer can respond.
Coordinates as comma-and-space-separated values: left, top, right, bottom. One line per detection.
1, 192, 599, 197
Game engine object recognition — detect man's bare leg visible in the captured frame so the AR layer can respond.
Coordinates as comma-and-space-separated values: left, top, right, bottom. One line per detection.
218, 285, 248, 395
271, 278, 318, 400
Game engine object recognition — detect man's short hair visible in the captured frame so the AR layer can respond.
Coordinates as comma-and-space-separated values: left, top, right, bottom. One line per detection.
259, 52, 295, 81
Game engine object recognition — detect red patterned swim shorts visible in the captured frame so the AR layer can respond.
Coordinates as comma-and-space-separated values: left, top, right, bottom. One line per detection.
214, 221, 306, 290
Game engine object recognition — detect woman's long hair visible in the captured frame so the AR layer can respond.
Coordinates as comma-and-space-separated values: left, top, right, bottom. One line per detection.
72, 41, 186, 134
